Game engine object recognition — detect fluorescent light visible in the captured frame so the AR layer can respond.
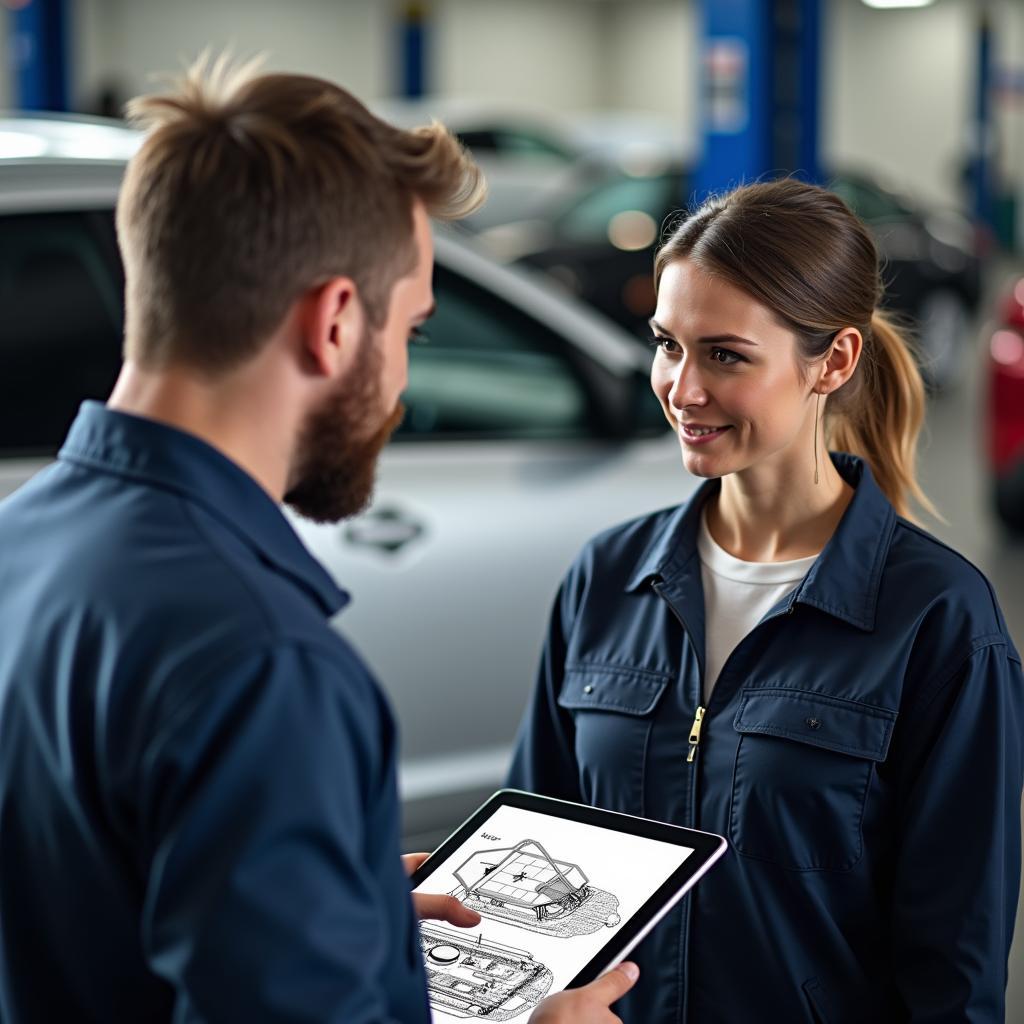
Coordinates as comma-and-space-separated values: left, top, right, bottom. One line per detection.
862, 0, 934, 8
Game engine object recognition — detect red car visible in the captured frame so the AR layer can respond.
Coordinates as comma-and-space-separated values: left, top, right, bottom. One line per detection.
989, 276, 1024, 533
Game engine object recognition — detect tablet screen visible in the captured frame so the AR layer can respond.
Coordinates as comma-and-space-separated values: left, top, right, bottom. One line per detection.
411, 792, 723, 1021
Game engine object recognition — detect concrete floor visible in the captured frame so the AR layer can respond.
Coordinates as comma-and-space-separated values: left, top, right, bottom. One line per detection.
914, 262, 1024, 1015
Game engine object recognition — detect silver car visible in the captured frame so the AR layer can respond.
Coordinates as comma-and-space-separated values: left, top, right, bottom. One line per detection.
0, 114, 695, 848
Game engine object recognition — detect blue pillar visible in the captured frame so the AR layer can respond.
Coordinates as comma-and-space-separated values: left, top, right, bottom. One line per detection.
971, 11, 994, 229
788, 0, 822, 183
398, 2, 428, 99
694, 0, 821, 202
11, 0, 70, 111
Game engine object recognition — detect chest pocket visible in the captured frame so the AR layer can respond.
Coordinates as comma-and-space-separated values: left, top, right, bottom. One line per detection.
557, 665, 669, 814
729, 687, 896, 872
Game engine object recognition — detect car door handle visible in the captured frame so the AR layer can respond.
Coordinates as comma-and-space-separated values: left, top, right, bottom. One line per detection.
343, 505, 425, 554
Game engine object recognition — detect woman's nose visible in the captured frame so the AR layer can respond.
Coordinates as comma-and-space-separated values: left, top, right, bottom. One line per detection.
667, 361, 708, 409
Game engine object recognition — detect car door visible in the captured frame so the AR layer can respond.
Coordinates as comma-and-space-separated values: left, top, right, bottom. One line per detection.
0, 207, 124, 494
288, 257, 689, 846
0, 201, 689, 848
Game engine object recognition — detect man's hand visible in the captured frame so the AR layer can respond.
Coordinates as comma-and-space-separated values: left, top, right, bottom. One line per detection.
402, 852, 481, 929
402, 854, 637, 1019
527, 963, 639, 1024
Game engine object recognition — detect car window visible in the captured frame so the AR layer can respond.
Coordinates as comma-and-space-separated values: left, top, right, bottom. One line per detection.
454, 129, 502, 154
493, 130, 575, 161
555, 174, 676, 244
0, 210, 123, 456
830, 176, 908, 223
0, 211, 596, 450
398, 264, 593, 440
457, 128, 574, 163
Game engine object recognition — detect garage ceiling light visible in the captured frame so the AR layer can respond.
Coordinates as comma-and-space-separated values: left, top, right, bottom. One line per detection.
862, 0, 934, 8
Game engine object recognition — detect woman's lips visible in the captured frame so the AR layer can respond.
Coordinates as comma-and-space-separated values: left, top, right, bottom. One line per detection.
679, 423, 731, 446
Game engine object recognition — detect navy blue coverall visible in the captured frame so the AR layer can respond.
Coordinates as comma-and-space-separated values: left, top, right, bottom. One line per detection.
509, 454, 1024, 1023
0, 403, 430, 1023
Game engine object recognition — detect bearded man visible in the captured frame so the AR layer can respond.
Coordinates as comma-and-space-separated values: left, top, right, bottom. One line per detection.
0, 58, 637, 1023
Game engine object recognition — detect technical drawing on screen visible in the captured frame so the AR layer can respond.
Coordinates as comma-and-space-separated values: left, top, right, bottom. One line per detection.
421, 923, 554, 1020
413, 797, 717, 1022
449, 838, 621, 938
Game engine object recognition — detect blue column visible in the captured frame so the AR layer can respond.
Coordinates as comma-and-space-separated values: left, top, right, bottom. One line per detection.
694, 0, 821, 202
785, 0, 822, 183
398, 2, 428, 99
971, 11, 994, 229
11, 0, 70, 111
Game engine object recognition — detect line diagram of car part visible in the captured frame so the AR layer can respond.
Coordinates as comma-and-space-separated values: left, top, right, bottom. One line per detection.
421, 923, 553, 1020
448, 838, 621, 939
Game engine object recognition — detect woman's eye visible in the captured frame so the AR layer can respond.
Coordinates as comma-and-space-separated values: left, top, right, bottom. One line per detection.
408, 327, 430, 346
710, 347, 743, 365
648, 335, 679, 354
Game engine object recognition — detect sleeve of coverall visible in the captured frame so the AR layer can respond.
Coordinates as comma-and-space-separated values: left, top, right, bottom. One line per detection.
890, 640, 1024, 1023
136, 642, 419, 1024
506, 574, 585, 803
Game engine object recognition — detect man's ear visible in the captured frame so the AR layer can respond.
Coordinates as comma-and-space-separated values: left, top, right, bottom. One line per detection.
299, 276, 365, 378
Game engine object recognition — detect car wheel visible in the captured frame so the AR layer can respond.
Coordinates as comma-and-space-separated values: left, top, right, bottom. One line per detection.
994, 458, 1024, 536
916, 288, 970, 392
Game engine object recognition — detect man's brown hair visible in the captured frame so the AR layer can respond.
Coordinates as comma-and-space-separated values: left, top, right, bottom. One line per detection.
116, 54, 485, 373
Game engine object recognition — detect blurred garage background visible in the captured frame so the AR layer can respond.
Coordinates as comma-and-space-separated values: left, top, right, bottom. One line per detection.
2, 0, 1024, 1014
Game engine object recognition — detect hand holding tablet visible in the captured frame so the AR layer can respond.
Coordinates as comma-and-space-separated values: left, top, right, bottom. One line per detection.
409, 789, 727, 1022
524, 962, 640, 1024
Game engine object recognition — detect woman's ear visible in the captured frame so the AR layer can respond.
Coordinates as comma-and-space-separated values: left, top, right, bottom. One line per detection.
818, 327, 863, 394
299, 276, 366, 378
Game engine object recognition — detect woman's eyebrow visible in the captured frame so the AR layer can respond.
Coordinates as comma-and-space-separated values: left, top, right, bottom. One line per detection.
648, 319, 759, 347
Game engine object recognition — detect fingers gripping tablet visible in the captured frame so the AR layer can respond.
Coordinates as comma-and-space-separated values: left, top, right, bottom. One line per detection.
409, 789, 727, 1021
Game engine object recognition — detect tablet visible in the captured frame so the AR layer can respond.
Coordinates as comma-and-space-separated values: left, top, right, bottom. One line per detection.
410, 789, 727, 1021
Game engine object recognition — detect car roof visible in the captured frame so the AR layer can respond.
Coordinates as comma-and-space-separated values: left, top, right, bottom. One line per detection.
0, 113, 140, 213
0, 112, 648, 376
0, 112, 141, 161
371, 97, 576, 139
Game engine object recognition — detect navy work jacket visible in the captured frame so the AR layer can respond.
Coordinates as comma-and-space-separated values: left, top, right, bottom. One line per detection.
509, 454, 1023, 1024
0, 403, 430, 1023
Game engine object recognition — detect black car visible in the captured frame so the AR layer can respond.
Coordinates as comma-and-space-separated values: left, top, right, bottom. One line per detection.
482, 163, 982, 391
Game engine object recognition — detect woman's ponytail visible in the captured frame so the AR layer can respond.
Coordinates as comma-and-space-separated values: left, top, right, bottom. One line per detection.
828, 310, 937, 521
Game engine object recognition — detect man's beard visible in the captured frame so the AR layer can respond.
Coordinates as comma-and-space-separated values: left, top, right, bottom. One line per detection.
284, 329, 405, 524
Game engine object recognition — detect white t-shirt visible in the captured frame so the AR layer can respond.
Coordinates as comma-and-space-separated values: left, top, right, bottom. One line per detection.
697, 511, 820, 703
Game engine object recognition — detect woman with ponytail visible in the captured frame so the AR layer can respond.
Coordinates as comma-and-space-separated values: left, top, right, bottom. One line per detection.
509, 179, 1022, 1023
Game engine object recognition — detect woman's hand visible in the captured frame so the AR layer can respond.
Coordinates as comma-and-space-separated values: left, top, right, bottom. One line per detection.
528, 963, 640, 1023
402, 852, 481, 928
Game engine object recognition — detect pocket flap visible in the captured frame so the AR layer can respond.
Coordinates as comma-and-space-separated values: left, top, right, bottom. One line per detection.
734, 687, 896, 761
558, 665, 669, 716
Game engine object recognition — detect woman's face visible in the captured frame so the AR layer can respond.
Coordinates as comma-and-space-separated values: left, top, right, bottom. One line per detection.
650, 258, 817, 482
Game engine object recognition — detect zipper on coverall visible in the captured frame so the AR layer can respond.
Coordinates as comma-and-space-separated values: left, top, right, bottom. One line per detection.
652, 577, 798, 1022
687, 706, 706, 763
